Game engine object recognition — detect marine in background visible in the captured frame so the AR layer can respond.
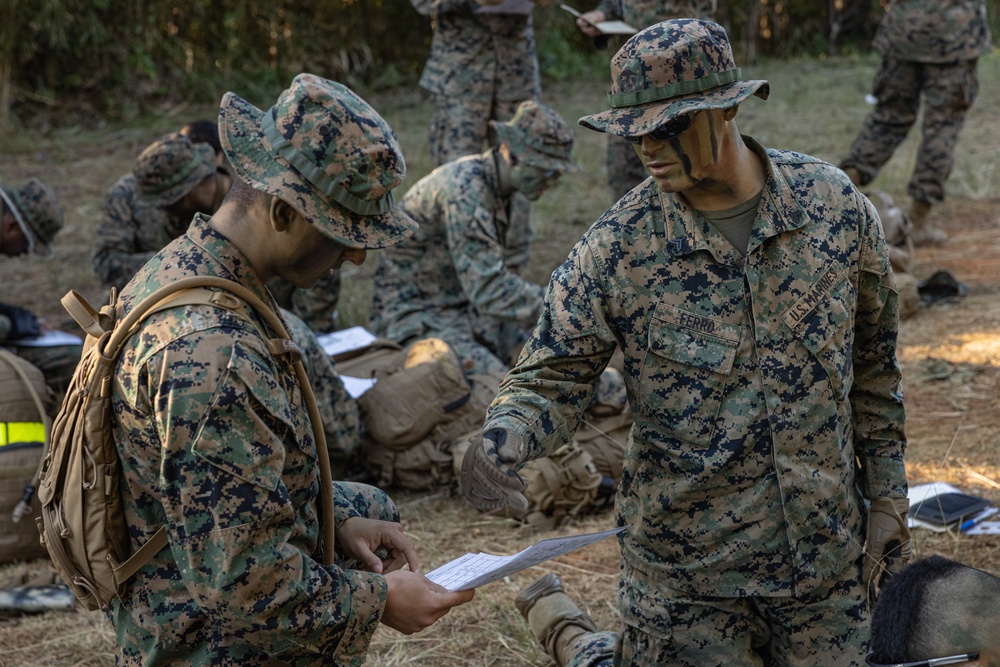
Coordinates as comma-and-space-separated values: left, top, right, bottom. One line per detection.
370, 100, 577, 377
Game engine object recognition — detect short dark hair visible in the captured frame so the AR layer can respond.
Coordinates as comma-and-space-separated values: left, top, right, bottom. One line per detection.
180, 119, 222, 156
869, 555, 1000, 662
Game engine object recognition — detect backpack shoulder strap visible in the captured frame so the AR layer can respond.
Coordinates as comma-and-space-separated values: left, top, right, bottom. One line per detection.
106, 276, 336, 567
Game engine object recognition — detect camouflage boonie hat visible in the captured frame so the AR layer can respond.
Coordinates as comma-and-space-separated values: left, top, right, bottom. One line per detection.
0, 178, 64, 258
491, 100, 578, 173
579, 19, 769, 138
218, 73, 417, 250
133, 132, 217, 208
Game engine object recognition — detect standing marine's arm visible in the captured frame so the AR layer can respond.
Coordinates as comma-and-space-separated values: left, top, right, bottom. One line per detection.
849, 190, 907, 500
485, 237, 618, 463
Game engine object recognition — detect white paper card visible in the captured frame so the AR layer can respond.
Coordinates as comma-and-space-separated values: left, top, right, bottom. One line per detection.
316, 326, 377, 357
11, 330, 83, 347
425, 526, 624, 591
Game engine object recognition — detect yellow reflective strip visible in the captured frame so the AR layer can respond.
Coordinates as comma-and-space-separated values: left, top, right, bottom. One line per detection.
0, 421, 45, 446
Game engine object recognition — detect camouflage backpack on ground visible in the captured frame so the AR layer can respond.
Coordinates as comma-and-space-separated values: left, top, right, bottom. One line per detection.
0, 349, 51, 565
36, 277, 336, 611
339, 337, 506, 491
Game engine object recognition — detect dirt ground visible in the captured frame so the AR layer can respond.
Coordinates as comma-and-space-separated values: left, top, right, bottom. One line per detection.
0, 78, 999, 665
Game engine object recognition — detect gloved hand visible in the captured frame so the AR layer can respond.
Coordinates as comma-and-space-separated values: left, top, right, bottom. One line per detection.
461, 428, 528, 511
862, 496, 912, 593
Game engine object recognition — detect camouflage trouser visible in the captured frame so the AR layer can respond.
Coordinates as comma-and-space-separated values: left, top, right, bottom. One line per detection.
269, 271, 342, 334
565, 631, 617, 667
10, 343, 82, 409
606, 135, 650, 203
472, 314, 530, 369
429, 95, 525, 166
332, 481, 398, 569
593, 558, 869, 667
841, 57, 979, 204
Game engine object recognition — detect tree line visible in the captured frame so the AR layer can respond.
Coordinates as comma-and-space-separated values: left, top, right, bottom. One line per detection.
1, 0, 997, 129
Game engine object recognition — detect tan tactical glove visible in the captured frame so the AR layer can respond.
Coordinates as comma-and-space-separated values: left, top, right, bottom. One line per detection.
461, 428, 528, 511
862, 496, 912, 594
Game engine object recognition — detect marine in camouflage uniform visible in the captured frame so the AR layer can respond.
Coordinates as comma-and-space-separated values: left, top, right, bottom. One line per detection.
411, 0, 541, 165
463, 21, 910, 667
576, 0, 718, 202
370, 100, 577, 377
92, 132, 225, 291
93, 130, 341, 329
0, 178, 80, 400
839, 0, 992, 245
109, 74, 472, 665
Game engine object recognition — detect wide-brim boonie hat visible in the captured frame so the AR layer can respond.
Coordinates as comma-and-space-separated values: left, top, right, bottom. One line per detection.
218, 73, 416, 250
580, 19, 770, 138
0, 179, 63, 258
134, 133, 217, 208
491, 100, 579, 174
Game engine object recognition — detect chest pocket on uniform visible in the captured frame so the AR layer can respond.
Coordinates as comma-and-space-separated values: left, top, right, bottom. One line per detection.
638, 304, 741, 448
782, 269, 855, 403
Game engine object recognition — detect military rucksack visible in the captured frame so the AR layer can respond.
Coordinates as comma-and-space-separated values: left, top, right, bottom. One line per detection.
35, 277, 336, 611
0, 349, 51, 565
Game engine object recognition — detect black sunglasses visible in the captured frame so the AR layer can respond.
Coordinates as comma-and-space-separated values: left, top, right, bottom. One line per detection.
865, 650, 979, 667
623, 113, 694, 145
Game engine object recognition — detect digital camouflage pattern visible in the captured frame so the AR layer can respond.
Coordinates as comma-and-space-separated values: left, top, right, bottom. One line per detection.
579, 20, 769, 138
92, 173, 174, 290
483, 140, 906, 661
109, 214, 391, 666
410, 0, 541, 164
370, 150, 543, 377
0, 178, 63, 258
281, 306, 363, 475
589, 6, 719, 200
840, 0, 990, 204
873, 0, 992, 63
559, 559, 869, 667
219, 73, 416, 250
491, 100, 578, 173
133, 132, 217, 208
269, 270, 342, 333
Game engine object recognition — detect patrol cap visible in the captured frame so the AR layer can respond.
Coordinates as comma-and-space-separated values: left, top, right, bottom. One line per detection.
579, 19, 770, 138
0, 178, 64, 258
218, 73, 417, 250
133, 132, 217, 208
491, 100, 578, 173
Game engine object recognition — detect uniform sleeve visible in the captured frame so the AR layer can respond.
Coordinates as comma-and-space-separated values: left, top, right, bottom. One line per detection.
505, 194, 534, 273
92, 181, 157, 290
850, 191, 907, 500
147, 330, 385, 663
485, 238, 617, 462
446, 193, 544, 330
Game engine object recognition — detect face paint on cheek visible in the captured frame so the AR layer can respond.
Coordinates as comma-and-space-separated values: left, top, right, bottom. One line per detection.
670, 111, 721, 182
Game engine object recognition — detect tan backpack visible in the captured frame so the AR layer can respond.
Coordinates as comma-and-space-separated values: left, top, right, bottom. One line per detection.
0, 349, 51, 565
36, 277, 336, 611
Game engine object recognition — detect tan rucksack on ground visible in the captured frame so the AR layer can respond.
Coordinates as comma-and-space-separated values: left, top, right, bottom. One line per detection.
0, 349, 51, 565
36, 277, 336, 611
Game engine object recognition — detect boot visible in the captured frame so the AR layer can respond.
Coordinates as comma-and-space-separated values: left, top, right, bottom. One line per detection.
516, 573, 597, 666
908, 199, 946, 246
